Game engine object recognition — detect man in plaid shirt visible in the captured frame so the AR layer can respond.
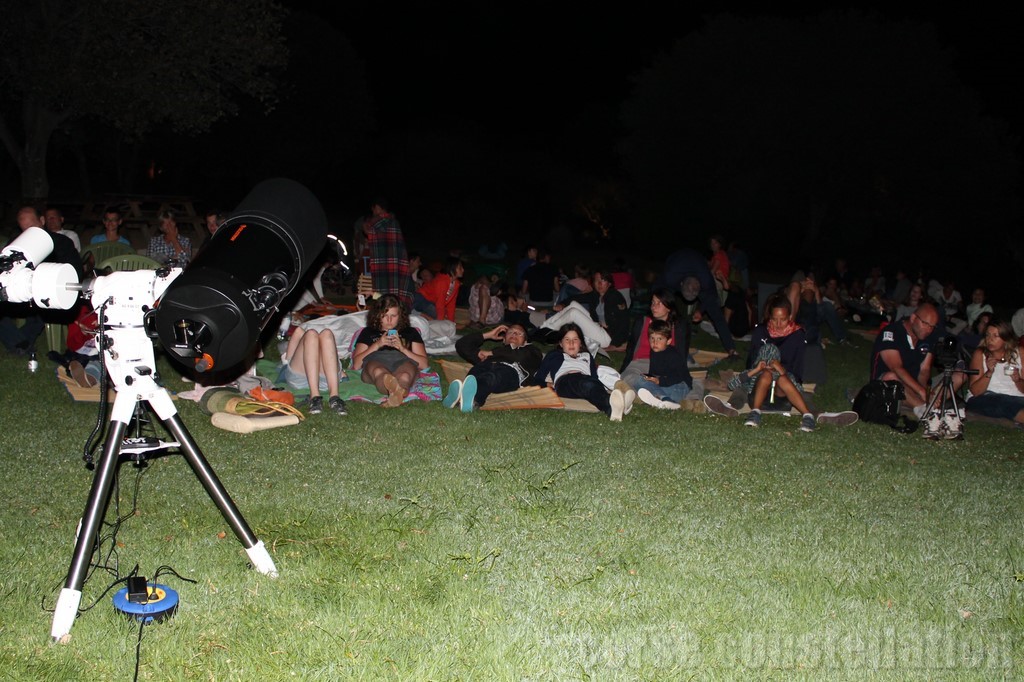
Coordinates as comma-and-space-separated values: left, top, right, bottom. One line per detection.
364, 201, 413, 309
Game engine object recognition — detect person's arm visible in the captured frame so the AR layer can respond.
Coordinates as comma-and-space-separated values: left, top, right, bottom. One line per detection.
533, 351, 560, 387
443, 280, 459, 321
878, 348, 928, 402
916, 352, 934, 395
455, 330, 488, 364
417, 276, 443, 312
968, 348, 991, 397
350, 329, 382, 370
405, 340, 430, 370
399, 328, 430, 370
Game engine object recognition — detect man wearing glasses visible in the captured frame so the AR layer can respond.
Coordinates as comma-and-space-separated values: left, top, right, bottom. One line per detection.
446, 323, 543, 412
869, 302, 941, 409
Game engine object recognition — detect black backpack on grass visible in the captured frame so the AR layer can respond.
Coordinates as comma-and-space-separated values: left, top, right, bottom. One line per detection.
853, 380, 917, 433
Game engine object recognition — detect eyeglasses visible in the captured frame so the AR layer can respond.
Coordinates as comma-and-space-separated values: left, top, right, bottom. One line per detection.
914, 315, 937, 330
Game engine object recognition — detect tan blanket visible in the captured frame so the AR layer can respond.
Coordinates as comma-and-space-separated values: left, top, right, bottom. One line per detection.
438, 359, 599, 412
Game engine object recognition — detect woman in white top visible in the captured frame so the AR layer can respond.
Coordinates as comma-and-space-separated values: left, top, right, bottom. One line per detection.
967, 319, 1024, 426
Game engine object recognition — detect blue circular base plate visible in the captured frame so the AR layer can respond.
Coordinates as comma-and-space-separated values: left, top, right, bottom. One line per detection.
112, 583, 179, 623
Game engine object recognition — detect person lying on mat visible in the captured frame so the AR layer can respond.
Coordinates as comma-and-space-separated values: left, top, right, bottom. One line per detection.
445, 323, 542, 412
533, 323, 635, 422
351, 294, 429, 407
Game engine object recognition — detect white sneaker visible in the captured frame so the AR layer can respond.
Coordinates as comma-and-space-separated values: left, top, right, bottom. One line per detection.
637, 388, 661, 408
638, 388, 681, 410
609, 389, 625, 422
622, 388, 636, 415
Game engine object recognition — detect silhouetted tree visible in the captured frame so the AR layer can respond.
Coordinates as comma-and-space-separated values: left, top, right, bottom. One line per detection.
621, 11, 1020, 276
0, 0, 287, 201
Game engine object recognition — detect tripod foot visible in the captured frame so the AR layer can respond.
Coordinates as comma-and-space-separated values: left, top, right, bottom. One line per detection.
51, 588, 83, 641
246, 541, 278, 578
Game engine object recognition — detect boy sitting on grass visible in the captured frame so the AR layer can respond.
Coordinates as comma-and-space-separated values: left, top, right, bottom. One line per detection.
635, 319, 692, 410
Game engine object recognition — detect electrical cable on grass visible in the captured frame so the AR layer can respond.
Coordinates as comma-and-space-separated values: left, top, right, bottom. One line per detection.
40, 464, 146, 616
133, 619, 145, 682
82, 299, 112, 469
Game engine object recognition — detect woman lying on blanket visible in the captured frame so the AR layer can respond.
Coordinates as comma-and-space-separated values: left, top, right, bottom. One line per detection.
533, 323, 635, 421
281, 328, 347, 415
351, 294, 429, 407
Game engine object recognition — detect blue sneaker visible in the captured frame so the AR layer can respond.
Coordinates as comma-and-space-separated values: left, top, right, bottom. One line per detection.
799, 413, 816, 432
443, 379, 462, 409
743, 409, 761, 427
460, 375, 478, 413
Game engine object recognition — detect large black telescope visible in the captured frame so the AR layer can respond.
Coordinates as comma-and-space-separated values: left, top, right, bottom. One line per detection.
153, 178, 328, 373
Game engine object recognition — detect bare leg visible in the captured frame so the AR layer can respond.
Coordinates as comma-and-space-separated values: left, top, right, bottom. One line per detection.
360, 360, 392, 395
301, 329, 322, 398
750, 371, 773, 410
775, 374, 811, 414
361, 360, 404, 406
284, 328, 306, 367
316, 330, 341, 398
285, 328, 315, 394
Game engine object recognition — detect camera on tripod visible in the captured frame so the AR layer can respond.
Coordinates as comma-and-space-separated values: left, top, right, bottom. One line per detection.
934, 334, 964, 370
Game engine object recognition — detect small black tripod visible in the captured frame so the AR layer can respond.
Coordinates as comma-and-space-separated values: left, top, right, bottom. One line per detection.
922, 363, 976, 440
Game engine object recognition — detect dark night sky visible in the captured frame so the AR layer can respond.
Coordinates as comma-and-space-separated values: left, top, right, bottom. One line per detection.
296, 3, 1024, 147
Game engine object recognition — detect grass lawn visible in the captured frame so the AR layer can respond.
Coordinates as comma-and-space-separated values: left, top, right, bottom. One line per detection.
0, 331, 1021, 680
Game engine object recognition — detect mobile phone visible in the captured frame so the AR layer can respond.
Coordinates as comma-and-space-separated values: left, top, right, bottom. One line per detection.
387, 329, 398, 337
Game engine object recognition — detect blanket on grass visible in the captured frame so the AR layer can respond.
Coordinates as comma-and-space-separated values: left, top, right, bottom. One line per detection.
256, 359, 441, 405
439, 359, 598, 413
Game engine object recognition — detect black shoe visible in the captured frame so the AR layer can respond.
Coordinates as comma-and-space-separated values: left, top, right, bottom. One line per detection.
47, 350, 70, 369
328, 396, 347, 415
308, 396, 323, 415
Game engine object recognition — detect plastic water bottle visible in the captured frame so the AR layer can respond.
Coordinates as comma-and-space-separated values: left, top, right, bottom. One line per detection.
28, 351, 38, 373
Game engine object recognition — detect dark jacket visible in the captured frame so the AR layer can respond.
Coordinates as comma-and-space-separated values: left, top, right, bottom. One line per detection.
566, 288, 631, 346
649, 346, 693, 389
455, 330, 543, 374
620, 317, 691, 373
656, 248, 735, 352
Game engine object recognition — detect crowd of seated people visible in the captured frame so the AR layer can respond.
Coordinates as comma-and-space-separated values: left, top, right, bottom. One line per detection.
8, 208, 1022, 436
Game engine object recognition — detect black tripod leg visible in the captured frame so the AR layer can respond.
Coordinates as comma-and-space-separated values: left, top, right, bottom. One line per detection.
161, 413, 278, 577
51, 417, 129, 640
